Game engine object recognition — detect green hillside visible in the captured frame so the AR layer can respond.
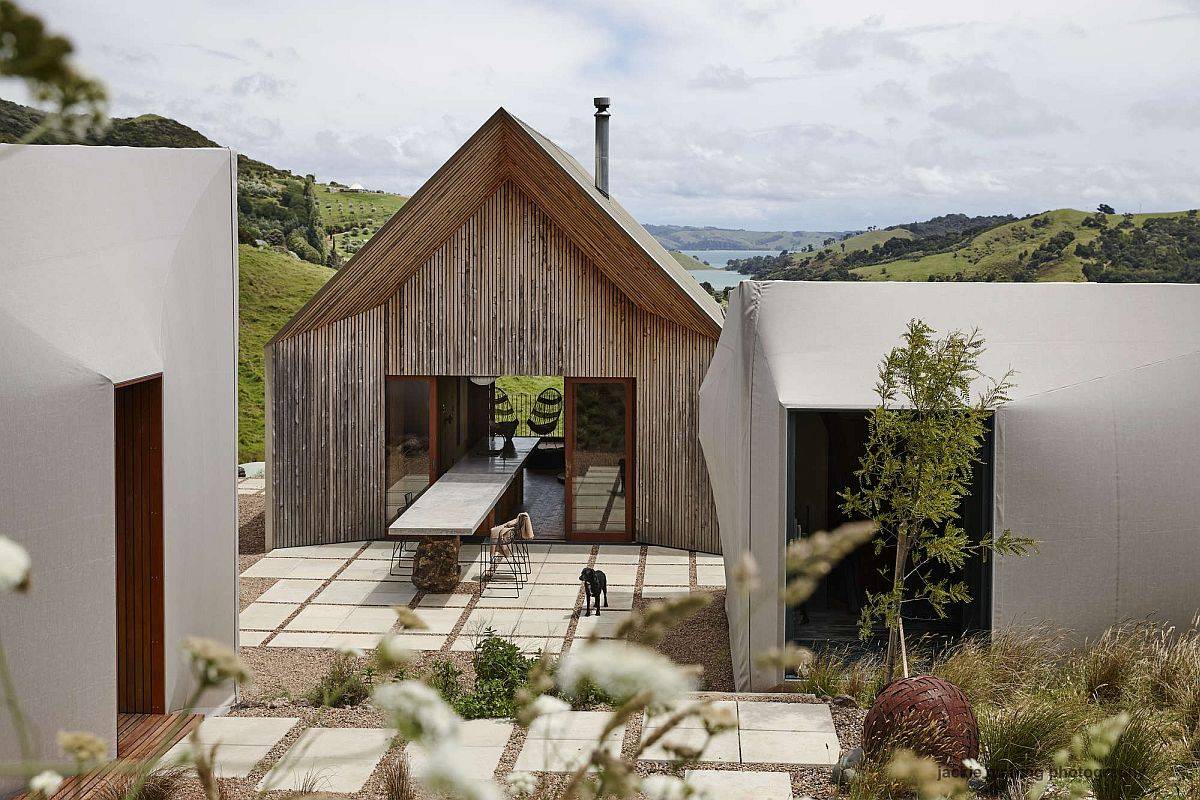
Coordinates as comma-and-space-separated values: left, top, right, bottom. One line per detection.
318, 184, 408, 259
851, 209, 1187, 282
670, 250, 712, 270
238, 245, 334, 461
834, 228, 913, 254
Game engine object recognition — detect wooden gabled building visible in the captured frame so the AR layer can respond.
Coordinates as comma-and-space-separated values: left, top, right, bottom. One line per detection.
265, 107, 724, 553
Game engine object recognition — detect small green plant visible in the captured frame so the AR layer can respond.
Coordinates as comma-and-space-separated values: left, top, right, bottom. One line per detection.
306, 652, 371, 708
1091, 713, 1172, 800
425, 657, 464, 703
979, 696, 1087, 793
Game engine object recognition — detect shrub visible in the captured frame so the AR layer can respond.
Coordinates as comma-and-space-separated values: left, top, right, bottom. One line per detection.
306, 652, 371, 708
789, 647, 882, 705
933, 628, 1063, 705
474, 631, 534, 685
1091, 713, 1172, 800
455, 677, 520, 719
425, 657, 464, 703
1079, 624, 1145, 706
979, 696, 1087, 793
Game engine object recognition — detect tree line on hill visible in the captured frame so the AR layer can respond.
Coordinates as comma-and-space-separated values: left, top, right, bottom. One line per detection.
1077, 210, 1200, 282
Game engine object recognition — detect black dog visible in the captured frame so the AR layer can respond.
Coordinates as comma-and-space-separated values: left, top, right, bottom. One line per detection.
579, 567, 608, 616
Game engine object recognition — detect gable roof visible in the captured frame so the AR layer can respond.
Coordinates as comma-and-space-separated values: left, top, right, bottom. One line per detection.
270, 108, 724, 344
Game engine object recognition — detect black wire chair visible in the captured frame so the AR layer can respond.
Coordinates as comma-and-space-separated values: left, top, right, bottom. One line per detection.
490, 385, 518, 423
526, 387, 563, 436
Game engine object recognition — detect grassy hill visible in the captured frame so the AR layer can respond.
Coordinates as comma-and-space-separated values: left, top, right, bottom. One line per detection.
850, 209, 1184, 282
238, 245, 334, 461
669, 250, 712, 270
834, 228, 914, 254
318, 184, 407, 259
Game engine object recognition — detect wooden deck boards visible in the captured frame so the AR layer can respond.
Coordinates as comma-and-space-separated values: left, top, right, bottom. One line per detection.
39, 713, 201, 799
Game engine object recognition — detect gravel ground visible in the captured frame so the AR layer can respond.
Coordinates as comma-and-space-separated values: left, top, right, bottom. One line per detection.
239, 577, 275, 611
238, 492, 267, 555
641, 588, 734, 692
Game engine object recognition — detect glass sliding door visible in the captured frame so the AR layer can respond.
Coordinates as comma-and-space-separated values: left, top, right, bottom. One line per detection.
385, 377, 436, 524
565, 378, 634, 541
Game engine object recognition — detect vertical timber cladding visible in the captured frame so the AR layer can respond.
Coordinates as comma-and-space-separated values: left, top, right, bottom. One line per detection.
270, 306, 386, 548
387, 179, 720, 552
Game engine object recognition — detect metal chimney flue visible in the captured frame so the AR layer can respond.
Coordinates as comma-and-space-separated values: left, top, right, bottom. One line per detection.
593, 97, 610, 196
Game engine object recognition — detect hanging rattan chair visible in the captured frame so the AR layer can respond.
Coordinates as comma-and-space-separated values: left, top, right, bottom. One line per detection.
490, 385, 517, 423
526, 387, 563, 436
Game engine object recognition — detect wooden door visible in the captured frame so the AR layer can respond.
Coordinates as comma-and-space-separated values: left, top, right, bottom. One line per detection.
564, 378, 634, 542
114, 375, 165, 714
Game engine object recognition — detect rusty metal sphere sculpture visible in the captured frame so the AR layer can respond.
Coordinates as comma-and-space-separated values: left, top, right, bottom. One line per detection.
863, 675, 979, 770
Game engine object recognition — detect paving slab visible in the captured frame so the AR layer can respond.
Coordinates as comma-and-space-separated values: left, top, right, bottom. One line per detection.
737, 702, 836, 733
696, 566, 727, 587
257, 727, 394, 793
256, 579, 324, 604
406, 607, 467, 634
415, 592, 474, 608
642, 564, 691, 586
450, 635, 563, 654
515, 713, 625, 772
738, 729, 838, 766
239, 603, 298, 631
639, 726, 739, 762
272, 543, 363, 560
163, 716, 298, 778
241, 558, 343, 580
312, 580, 417, 606
685, 769, 793, 800
338, 559, 409, 582
239, 630, 270, 647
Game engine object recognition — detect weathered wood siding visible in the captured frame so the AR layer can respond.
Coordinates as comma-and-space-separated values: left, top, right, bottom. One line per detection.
269, 180, 719, 552
268, 307, 386, 547
387, 179, 719, 552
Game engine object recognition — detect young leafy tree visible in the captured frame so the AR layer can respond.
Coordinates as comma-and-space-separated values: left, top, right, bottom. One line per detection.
840, 319, 1037, 682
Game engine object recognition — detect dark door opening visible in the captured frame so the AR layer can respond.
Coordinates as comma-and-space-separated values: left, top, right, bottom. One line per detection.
114, 375, 165, 714
785, 409, 993, 660
565, 378, 634, 542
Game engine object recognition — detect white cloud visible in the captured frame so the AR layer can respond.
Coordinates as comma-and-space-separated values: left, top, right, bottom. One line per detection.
15, 0, 1200, 229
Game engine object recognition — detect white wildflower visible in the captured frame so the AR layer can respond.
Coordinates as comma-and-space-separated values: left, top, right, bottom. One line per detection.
698, 702, 738, 733
527, 694, 570, 719
731, 553, 759, 593
556, 640, 697, 707
0, 535, 31, 592
183, 637, 250, 687
504, 771, 538, 798
57, 730, 108, 764
392, 605, 429, 630
962, 758, 986, 780
373, 680, 460, 745
376, 635, 417, 668
28, 771, 63, 797
416, 743, 504, 800
640, 774, 688, 800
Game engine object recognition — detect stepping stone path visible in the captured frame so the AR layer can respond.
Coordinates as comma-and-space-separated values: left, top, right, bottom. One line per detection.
686, 769, 795, 800
258, 728, 394, 793
162, 717, 297, 778
641, 700, 839, 767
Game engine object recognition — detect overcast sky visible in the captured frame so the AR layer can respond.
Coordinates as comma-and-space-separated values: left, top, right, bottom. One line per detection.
11, 0, 1200, 230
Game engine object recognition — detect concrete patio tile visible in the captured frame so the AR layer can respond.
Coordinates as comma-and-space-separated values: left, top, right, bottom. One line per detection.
737, 702, 836, 733
257, 727, 394, 793
544, 563, 636, 583
536, 562, 592, 577
380, 633, 447, 651
257, 579, 324, 604
407, 742, 506, 781
239, 630, 270, 647
272, 542, 364, 560
694, 554, 725, 566
639, 726, 740, 762
415, 592, 474, 608
644, 700, 737, 729
239, 603, 298, 631
738, 729, 838, 765
527, 711, 624, 741
685, 769, 793, 800
643, 547, 691, 564
358, 541, 397, 559
463, 608, 523, 636
162, 716, 297, 777
241, 557, 342, 580
313, 579, 416, 606
514, 738, 622, 772
546, 543, 595, 557
267, 631, 330, 648
337, 607, 403, 634
642, 564, 691, 586
451, 635, 563, 654
324, 632, 385, 651
592, 549, 642, 565
640, 586, 695, 600
696, 566, 727, 587
574, 612, 632, 639
338, 559, 408, 581
285, 604, 352, 631
407, 607, 466, 634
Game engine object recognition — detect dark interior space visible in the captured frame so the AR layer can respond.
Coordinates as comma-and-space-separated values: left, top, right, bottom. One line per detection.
786, 409, 993, 660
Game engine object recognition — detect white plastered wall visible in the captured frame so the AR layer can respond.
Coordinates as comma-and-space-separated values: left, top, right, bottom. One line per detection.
702, 281, 1200, 690
0, 144, 238, 783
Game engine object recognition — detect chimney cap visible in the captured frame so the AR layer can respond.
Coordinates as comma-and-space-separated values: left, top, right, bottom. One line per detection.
593, 97, 611, 112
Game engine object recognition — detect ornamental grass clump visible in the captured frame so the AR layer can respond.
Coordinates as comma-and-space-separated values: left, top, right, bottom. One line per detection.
933, 627, 1064, 706
978, 696, 1088, 794
306, 651, 371, 707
